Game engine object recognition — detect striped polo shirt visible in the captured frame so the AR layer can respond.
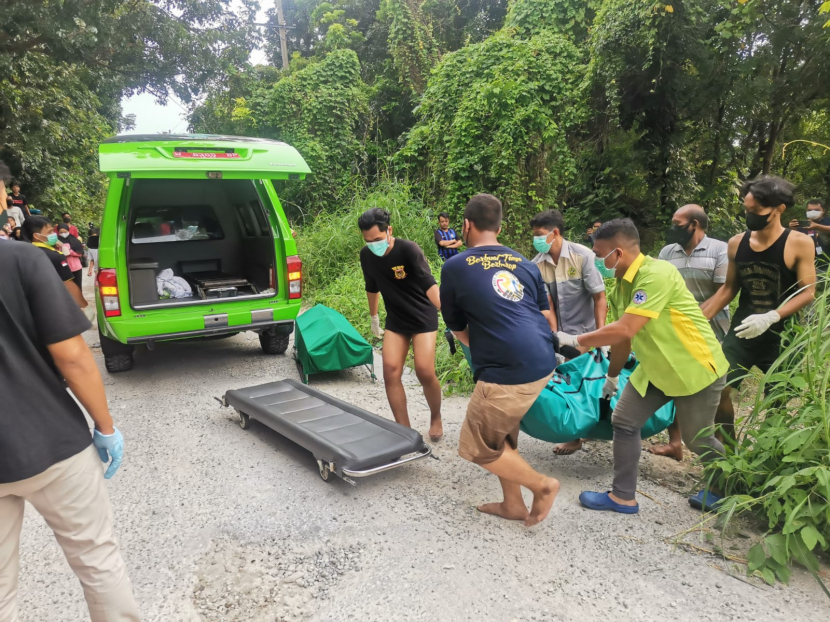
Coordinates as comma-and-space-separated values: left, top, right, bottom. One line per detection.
532, 240, 605, 334
658, 235, 730, 341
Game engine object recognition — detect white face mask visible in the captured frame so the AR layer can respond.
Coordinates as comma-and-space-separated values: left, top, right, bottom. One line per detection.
806, 210, 822, 220
59, 232, 70, 239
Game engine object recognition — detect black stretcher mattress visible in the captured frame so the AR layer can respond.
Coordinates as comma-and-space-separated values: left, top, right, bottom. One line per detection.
224, 379, 426, 472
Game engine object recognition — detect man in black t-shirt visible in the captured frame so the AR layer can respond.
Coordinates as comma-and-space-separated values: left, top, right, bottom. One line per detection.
0, 224, 140, 616
703, 176, 816, 447
359, 208, 443, 441
441, 194, 559, 527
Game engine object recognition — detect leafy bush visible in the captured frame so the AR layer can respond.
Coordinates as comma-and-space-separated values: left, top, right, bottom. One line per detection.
297, 179, 474, 395
399, 28, 587, 230
704, 281, 830, 591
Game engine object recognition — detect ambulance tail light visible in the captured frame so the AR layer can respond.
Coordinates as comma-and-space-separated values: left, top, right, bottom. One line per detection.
97, 269, 121, 317
287, 255, 302, 299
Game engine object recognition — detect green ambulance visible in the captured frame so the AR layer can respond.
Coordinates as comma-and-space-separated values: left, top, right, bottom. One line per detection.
94, 134, 310, 372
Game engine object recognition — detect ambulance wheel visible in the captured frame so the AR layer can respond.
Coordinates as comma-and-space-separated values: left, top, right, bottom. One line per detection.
237, 410, 251, 430
260, 332, 290, 355
318, 462, 332, 482
104, 353, 133, 373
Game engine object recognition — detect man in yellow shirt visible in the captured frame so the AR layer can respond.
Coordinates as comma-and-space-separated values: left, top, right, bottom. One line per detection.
557, 219, 728, 514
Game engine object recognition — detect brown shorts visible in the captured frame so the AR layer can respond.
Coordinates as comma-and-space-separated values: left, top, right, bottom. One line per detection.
458, 373, 553, 465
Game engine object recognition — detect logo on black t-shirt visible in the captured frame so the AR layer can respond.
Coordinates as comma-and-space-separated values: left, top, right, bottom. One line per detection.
492, 270, 524, 302
392, 265, 407, 280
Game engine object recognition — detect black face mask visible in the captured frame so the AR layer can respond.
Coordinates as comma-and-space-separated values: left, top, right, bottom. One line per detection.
62, 216, 71, 223
745, 210, 772, 231
666, 223, 694, 246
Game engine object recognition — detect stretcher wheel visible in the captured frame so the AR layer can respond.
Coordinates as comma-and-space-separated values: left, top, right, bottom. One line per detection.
237, 410, 251, 430
318, 461, 332, 482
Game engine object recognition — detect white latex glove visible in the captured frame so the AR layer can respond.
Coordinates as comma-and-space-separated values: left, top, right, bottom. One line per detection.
556, 331, 580, 349
555, 353, 566, 367
83, 305, 96, 323
600, 345, 610, 357
734, 310, 780, 340
370, 315, 384, 338
602, 375, 619, 400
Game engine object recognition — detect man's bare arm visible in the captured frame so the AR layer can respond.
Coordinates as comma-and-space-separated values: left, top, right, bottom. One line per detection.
776, 234, 816, 319
367, 291, 380, 316
426, 284, 441, 311
593, 291, 608, 329
701, 234, 741, 320
48, 335, 115, 434
64, 280, 89, 309
607, 339, 632, 378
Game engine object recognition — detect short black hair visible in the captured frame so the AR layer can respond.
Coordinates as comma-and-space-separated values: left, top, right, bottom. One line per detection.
592, 219, 602, 226
463, 194, 502, 232
593, 218, 640, 246
357, 207, 390, 232
740, 175, 796, 209
62, 211, 71, 217
529, 209, 565, 233
10, 181, 20, 188
437, 212, 449, 220
21, 215, 51, 242
807, 199, 824, 209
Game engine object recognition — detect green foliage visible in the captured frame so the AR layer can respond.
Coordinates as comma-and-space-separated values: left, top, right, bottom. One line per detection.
1, 0, 260, 219
266, 49, 369, 210
298, 179, 474, 395
704, 282, 830, 590
401, 28, 586, 240
0, 52, 110, 216
380, 0, 440, 95
504, 0, 600, 40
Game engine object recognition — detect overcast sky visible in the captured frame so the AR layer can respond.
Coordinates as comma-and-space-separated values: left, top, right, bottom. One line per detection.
120, 2, 270, 135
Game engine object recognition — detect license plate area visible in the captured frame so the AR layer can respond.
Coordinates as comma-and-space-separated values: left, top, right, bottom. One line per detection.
204, 313, 228, 328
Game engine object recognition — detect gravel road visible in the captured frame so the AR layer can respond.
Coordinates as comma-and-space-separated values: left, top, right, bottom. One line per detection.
14, 306, 829, 621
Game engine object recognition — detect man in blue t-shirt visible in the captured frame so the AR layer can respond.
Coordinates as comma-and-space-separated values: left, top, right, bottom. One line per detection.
440, 193, 560, 527
434, 212, 462, 261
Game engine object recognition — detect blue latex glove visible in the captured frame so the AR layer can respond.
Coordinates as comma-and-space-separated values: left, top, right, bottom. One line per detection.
92, 428, 124, 479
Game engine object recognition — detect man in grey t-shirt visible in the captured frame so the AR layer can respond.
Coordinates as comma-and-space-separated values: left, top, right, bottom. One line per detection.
530, 209, 607, 456
650, 204, 729, 461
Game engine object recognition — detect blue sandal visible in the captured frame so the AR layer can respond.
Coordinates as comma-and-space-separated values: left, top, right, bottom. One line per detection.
579, 491, 639, 514
688, 490, 723, 512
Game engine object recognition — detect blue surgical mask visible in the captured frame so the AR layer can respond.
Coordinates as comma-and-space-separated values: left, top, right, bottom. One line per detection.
533, 234, 552, 254
366, 234, 389, 257
45, 233, 59, 246
595, 249, 620, 278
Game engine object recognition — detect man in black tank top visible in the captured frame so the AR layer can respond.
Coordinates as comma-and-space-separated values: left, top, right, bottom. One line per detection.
701, 176, 816, 442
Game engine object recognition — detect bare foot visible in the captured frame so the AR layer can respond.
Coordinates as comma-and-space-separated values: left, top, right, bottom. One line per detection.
477, 501, 528, 521
647, 442, 684, 462
524, 477, 560, 527
553, 439, 583, 455
428, 420, 444, 442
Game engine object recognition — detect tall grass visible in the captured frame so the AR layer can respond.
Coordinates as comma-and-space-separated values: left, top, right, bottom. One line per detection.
297, 180, 474, 395
705, 279, 830, 593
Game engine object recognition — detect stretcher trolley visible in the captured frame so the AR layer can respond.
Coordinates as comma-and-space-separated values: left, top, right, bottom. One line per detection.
219, 379, 431, 484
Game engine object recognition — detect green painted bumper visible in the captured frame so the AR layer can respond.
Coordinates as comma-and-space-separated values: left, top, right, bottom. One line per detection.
98, 297, 301, 344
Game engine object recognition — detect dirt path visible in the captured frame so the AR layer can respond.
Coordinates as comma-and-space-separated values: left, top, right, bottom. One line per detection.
14, 306, 828, 620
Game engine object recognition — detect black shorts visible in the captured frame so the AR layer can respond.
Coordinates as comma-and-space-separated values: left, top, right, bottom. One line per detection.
721, 333, 781, 389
